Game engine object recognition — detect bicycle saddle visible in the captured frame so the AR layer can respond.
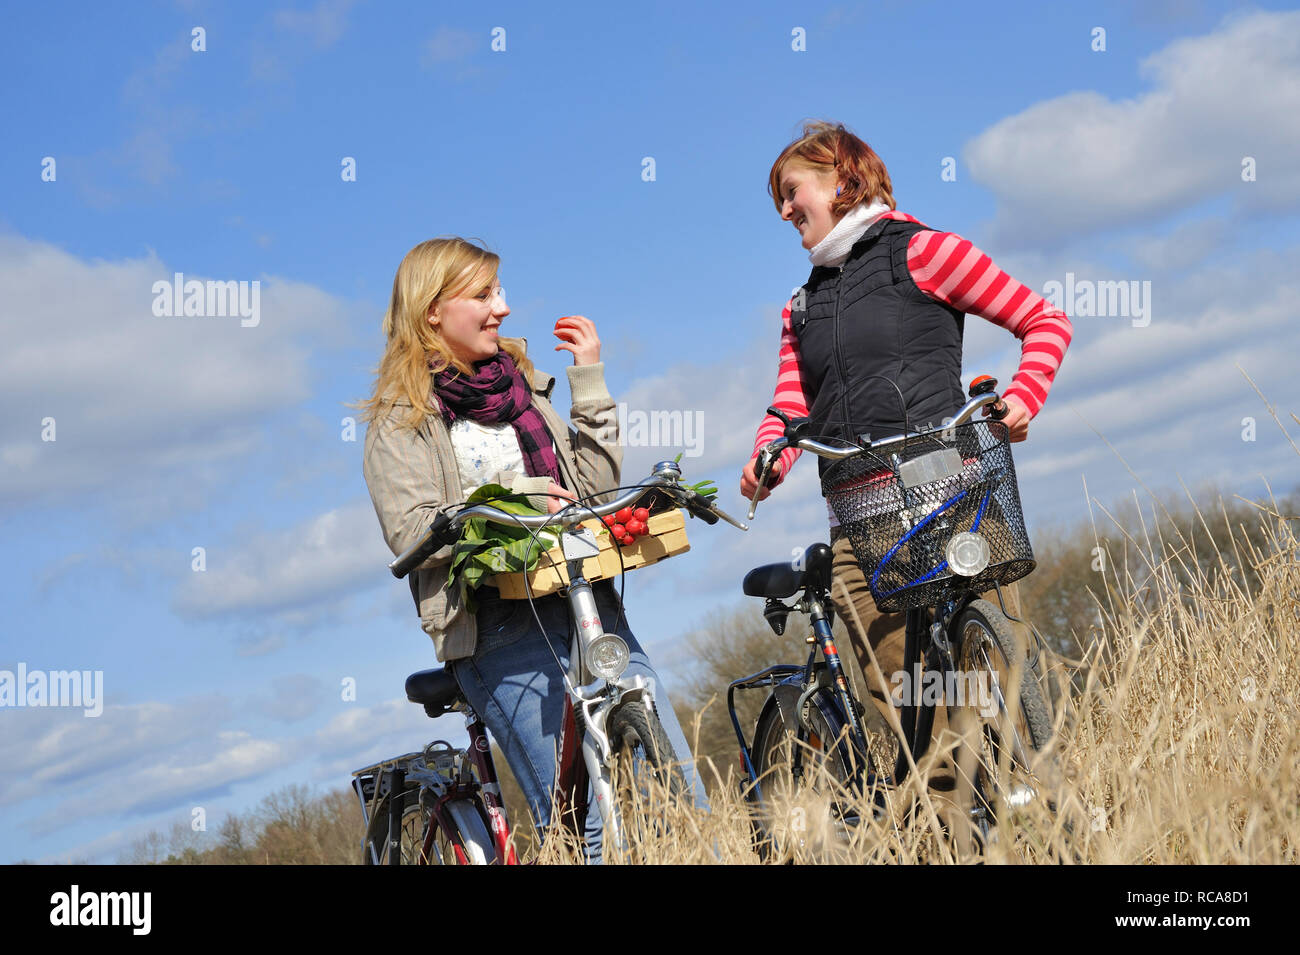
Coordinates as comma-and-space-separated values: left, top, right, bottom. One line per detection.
405, 668, 464, 718
742, 542, 833, 598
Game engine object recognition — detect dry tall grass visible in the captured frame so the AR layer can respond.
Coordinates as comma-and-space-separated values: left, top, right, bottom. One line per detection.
119, 419, 1299, 866
123, 478, 1297, 866
525, 473, 1297, 865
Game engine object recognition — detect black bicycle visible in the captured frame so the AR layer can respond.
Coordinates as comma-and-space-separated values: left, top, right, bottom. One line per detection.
732, 376, 1057, 860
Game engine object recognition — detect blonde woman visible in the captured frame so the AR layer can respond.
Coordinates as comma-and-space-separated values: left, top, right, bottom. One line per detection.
359, 238, 703, 860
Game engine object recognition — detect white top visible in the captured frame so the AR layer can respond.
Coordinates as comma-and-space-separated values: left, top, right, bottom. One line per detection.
448, 418, 527, 496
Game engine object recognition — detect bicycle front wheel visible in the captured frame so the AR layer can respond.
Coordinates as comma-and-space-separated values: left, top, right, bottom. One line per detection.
946, 598, 1055, 859
605, 701, 690, 858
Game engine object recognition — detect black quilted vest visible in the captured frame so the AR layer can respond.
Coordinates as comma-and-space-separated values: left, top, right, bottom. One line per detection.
792, 217, 966, 477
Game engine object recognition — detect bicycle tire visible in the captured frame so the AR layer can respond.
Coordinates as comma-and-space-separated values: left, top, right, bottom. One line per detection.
604, 700, 690, 857
749, 693, 863, 859
945, 598, 1056, 859
362, 795, 492, 865
607, 701, 688, 795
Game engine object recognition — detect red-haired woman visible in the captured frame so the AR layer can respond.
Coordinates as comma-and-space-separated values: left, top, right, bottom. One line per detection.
739, 121, 1073, 788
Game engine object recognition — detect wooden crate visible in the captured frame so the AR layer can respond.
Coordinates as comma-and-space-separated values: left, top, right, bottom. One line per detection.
490, 508, 690, 599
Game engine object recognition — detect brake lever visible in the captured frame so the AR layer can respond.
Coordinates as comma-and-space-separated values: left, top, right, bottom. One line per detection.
747, 447, 776, 521
708, 501, 749, 532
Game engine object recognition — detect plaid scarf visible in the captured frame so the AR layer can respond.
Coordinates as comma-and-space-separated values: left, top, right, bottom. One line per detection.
430, 352, 563, 487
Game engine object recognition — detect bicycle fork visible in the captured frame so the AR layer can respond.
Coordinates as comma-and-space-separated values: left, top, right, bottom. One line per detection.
564, 571, 659, 853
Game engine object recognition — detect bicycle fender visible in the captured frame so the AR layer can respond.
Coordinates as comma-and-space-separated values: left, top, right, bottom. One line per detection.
772, 682, 804, 734
444, 800, 492, 864
807, 688, 856, 772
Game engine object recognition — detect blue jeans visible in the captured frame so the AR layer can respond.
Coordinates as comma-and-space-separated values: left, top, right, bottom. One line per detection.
447, 581, 707, 862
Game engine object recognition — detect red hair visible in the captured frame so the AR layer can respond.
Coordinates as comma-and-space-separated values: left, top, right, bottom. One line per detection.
768, 120, 896, 216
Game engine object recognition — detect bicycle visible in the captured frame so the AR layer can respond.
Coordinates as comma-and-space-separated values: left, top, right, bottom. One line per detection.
732, 375, 1058, 861
352, 459, 746, 864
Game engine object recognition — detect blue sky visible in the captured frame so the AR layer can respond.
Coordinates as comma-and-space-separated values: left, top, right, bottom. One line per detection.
2, 0, 1298, 862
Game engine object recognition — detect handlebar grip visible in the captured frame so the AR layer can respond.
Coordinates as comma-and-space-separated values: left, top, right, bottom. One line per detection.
683, 490, 720, 525
988, 399, 1009, 421
766, 405, 791, 428
390, 512, 457, 579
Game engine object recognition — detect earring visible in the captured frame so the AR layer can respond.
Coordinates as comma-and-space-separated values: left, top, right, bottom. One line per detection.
836, 187, 841, 197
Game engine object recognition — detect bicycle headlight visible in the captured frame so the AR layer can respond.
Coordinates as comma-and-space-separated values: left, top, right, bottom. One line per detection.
946, 531, 991, 577
588, 633, 630, 681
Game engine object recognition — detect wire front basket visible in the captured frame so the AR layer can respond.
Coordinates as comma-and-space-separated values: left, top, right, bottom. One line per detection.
822, 419, 1034, 613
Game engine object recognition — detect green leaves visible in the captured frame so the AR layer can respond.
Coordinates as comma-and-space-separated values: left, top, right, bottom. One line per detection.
688, 478, 718, 501
447, 484, 560, 613
673, 451, 718, 502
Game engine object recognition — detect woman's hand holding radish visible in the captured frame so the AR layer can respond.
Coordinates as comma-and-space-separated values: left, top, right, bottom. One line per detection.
553, 315, 601, 366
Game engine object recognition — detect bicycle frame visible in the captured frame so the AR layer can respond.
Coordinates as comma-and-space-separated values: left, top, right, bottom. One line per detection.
358, 528, 672, 864
730, 591, 879, 792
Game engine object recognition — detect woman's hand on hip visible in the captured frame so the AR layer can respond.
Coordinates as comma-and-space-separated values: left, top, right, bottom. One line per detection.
554, 315, 601, 366
984, 393, 1030, 442
740, 456, 783, 502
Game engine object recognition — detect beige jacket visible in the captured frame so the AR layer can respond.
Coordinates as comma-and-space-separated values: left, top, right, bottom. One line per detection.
362, 358, 621, 661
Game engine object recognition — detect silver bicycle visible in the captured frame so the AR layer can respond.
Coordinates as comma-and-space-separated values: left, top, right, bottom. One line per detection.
354, 460, 746, 863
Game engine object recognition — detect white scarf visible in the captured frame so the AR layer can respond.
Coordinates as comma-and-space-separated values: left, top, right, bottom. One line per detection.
809, 197, 893, 529
808, 198, 893, 267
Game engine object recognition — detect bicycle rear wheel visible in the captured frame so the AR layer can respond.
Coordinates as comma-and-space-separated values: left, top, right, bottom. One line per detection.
362, 795, 492, 865
749, 693, 865, 860
946, 598, 1055, 860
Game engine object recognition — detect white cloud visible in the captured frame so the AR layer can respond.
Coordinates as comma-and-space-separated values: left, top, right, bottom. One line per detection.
423, 26, 478, 66
1124, 216, 1229, 274
965, 10, 1300, 245
979, 250, 1300, 520
246, 673, 329, 723
172, 499, 391, 618
274, 0, 357, 50
5, 686, 433, 858
0, 695, 232, 812
0, 235, 353, 519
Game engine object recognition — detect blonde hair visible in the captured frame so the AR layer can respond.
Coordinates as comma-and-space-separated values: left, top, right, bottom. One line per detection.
355, 237, 534, 430
768, 120, 896, 217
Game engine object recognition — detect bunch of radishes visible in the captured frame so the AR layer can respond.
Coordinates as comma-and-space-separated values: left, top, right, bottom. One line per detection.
602, 506, 651, 547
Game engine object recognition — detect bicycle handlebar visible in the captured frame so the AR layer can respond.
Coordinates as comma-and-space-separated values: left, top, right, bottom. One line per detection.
747, 376, 1010, 520
389, 460, 748, 579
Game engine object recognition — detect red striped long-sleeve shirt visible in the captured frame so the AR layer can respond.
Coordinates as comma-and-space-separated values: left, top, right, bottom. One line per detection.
751, 212, 1073, 483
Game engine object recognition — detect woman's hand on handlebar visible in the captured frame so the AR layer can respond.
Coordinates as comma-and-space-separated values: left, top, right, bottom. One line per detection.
545, 482, 577, 514
740, 455, 783, 502
983, 392, 1030, 442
